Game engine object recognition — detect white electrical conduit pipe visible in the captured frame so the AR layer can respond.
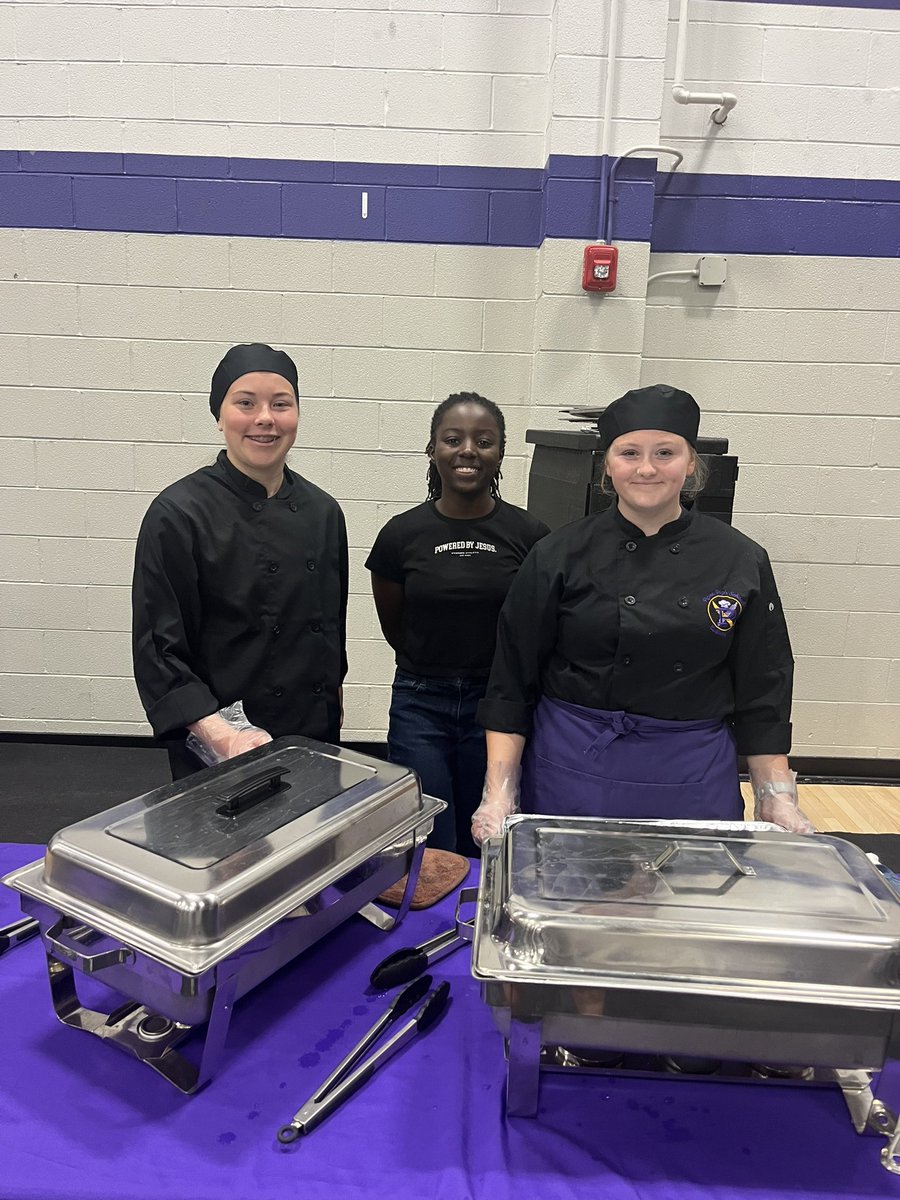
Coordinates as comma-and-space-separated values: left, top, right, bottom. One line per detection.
602, 145, 683, 243
672, 0, 737, 125
646, 266, 699, 286
596, 0, 620, 242
600, 0, 620, 163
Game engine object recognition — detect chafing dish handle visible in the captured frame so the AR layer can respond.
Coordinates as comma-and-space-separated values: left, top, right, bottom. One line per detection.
44, 918, 135, 974
0, 916, 40, 956
213, 767, 289, 817
454, 886, 479, 943
641, 840, 756, 895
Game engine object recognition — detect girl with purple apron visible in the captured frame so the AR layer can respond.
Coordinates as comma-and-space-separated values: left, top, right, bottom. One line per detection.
473, 384, 811, 842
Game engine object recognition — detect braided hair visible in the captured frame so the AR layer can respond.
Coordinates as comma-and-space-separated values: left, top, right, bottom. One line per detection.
425, 392, 506, 501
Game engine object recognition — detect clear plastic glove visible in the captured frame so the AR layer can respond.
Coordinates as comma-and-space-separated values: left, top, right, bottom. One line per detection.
753, 770, 814, 834
185, 700, 273, 767
471, 762, 521, 846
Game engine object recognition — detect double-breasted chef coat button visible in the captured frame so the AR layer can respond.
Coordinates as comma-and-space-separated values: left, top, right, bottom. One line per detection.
624, 595, 636, 606
289, 502, 298, 512
310, 622, 321, 633
678, 597, 689, 608
252, 502, 263, 513
622, 655, 632, 666
673, 662, 684, 673
669, 543, 681, 554
267, 561, 279, 573
625, 541, 638, 552
273, 686, 285, 698
313, 683, 323, 695
306, 559, 316, 571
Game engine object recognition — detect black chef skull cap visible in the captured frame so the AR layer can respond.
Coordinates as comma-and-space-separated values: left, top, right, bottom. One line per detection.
209, 343, 299, 418
598, 384, 700, 449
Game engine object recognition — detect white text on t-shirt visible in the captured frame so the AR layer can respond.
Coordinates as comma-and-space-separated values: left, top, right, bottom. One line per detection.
433, 540, 497, 555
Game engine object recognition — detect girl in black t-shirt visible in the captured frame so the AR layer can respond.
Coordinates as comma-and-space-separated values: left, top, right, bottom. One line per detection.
366, 393, 548, 855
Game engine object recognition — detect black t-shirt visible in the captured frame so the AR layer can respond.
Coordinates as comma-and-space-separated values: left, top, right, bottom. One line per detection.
365, 500, 549, 679
132, 450, 348, 742
478, 504, 794, 756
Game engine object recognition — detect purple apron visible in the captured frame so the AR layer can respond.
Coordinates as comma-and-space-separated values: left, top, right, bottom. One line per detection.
521, 697, 744, 821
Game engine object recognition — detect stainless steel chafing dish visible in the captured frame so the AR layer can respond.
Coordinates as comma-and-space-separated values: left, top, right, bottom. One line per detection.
472, 815, 900, 1173
4, 737, 444, 1094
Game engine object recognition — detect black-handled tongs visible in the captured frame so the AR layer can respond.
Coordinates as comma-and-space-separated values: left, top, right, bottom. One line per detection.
369, 886, 479, 989
276, 975, 451, 1144
0, 917, 40, 957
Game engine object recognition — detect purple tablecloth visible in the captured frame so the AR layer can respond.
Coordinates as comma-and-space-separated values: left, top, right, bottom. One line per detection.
1, 841, 898, 1200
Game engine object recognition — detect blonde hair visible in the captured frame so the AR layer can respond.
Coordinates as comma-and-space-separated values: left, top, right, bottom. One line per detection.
598, 446, 708, 498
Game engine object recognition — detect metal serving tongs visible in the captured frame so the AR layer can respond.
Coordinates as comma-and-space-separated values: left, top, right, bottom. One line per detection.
369, 885, 478, 989
0, 916, 40, 957
276, 975, 451, 1144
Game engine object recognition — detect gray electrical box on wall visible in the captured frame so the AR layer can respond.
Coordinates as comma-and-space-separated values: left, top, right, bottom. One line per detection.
525, 424, 739, 531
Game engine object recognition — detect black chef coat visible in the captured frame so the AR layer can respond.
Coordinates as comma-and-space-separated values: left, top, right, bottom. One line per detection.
478, 504, 793, 756
132, 450, 348, 743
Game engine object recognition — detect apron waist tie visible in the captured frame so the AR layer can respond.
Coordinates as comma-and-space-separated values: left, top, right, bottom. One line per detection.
584, 711, 636, 759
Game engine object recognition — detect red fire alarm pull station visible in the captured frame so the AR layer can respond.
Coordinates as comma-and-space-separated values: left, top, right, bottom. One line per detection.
582, 244, 618, 293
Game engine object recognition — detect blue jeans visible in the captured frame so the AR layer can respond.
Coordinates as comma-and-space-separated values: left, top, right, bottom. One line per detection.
387, 670, 487, 856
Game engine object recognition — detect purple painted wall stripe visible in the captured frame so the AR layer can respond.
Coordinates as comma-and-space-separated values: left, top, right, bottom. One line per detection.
235, 158, 334, 183
1, 172, 73, 226
659, 171, 900, 203
0, 151, 897, 257
335, 161, 435, 187
652, 194, 900, 257
127, 154, 231, 180
488, 190, 542, 247
20, 150, 124, 175
385, 186, 490, 244
283, 182, 386, 240
439, 165, 544, 191
177, 179, 282, 237
73, 175, 177, 233
713, 0, 900, 9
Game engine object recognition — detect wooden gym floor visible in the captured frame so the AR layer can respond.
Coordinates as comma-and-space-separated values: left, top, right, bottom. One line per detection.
741, 783, 900, 834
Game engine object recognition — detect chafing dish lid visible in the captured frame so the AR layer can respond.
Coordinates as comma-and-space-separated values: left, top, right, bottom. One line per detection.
108, 744, 374, 868
5, 738, 438, 974
472, 816, 900, 1006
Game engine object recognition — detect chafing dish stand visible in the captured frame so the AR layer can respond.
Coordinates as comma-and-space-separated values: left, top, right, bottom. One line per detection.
472, 817, 900, 1175
5, 737, 444, 1095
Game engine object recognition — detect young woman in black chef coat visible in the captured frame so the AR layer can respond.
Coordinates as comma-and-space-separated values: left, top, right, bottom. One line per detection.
366, 393, 548, 855
473, 384, 812, 841
132, 343, 348, 778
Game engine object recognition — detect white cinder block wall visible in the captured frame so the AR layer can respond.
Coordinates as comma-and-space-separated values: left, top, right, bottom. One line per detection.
644, 0, 900, 759
0, 0, 897, 759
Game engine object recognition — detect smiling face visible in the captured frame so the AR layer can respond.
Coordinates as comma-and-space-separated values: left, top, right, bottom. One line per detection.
604, 429, 695, 529
217, 371, 299, 490
429, 401, 503, 504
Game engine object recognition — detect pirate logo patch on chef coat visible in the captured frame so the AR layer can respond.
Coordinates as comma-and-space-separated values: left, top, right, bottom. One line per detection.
704, 592, 744, 636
